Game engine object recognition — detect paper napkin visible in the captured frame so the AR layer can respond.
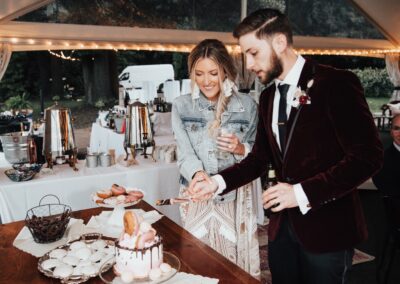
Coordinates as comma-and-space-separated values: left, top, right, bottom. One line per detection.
13, 218, 84, 257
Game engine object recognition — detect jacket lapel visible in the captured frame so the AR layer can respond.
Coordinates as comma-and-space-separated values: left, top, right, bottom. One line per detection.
283, 59, 316, 161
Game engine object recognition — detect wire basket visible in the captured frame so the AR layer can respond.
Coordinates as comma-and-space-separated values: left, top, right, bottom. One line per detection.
25, 194, 71, 244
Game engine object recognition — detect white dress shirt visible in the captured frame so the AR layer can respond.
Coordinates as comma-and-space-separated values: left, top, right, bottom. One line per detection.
213, 55, 311, 214
394, 142, 400, 152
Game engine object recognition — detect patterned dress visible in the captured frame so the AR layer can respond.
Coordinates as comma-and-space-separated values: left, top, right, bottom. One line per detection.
180, 181, 260, 278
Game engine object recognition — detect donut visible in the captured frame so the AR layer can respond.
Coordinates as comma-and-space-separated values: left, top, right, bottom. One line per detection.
111, 184, 126, 196
96, 189, 112, 199
125, 195, 139, 203
127, 190, 144, 199
135, 229, 156, 249
123, 211, 139, 236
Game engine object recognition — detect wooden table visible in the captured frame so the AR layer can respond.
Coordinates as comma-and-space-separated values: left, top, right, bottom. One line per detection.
0, 201, 260, 284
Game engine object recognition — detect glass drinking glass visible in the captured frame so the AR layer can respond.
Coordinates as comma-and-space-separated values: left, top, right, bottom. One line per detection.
216, 127, 232, 160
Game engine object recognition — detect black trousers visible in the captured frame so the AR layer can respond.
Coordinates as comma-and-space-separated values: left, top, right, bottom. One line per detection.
268, 214, 354, 284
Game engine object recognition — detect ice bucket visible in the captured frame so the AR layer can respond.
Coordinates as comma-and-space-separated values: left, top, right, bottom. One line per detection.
0, 132, 33, 164
43, 103, 78, 170
124, 101, 155, 163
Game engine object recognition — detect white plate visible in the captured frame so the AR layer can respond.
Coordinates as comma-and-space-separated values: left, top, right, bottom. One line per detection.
91, 188, 145, 208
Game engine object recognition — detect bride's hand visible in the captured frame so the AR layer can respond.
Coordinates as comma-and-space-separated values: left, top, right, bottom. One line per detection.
217, 133, 244, 155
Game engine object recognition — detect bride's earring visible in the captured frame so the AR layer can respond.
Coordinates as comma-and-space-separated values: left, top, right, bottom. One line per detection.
223, 78, 237, 97
192, 83, 200, 99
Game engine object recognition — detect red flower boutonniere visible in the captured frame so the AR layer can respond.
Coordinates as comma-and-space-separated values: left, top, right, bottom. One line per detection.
291, 79, 314, 109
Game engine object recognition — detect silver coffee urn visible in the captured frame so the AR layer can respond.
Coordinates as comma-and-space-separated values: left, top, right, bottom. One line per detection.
43, 103, 78, 171
124, 101, 155, 164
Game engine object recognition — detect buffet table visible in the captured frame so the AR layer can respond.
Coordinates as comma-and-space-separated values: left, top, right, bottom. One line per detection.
0, 157, 181, 225
0, 201, 260, 284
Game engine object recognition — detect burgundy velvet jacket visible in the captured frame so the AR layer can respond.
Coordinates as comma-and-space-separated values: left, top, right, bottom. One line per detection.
219, 59, 383, 253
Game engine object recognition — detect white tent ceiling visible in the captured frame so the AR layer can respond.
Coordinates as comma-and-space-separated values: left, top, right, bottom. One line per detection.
0, 0, 399, 57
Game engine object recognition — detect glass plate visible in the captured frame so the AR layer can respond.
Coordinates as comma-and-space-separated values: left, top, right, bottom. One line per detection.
99, 251, 180, 284
38, 233, 115, 284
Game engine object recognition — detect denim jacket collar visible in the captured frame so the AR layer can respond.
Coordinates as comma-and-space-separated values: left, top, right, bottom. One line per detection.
196, 92, 245, 113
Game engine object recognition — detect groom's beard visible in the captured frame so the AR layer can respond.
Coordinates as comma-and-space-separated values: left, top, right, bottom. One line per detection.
260, 51, 283, 85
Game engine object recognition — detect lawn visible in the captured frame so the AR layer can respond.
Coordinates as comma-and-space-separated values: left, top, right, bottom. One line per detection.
365, 97, 390, 114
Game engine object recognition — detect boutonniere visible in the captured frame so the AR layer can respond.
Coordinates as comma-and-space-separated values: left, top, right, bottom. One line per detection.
291, 79, 314, 109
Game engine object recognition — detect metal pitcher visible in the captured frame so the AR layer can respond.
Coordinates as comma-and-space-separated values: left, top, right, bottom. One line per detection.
43, 103, 78, 171
124, 100, 155, 164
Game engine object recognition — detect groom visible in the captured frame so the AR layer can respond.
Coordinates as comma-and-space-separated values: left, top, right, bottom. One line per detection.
188, 8, 383, 284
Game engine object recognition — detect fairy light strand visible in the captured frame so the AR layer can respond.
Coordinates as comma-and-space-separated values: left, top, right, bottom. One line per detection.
48, 50, 80, 61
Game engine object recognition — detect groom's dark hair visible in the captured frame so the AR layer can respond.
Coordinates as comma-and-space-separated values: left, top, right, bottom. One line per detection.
233, 8, 293, 45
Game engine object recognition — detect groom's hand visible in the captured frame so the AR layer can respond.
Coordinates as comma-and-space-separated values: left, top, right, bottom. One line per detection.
188, 172, 218, 201
191, 180, 218, 201
263, 182, 299, 212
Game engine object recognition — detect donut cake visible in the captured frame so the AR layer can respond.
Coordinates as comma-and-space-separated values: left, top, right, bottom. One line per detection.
114, 211, 170, 281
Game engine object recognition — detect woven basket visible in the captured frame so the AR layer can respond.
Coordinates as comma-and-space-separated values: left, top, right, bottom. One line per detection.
25, 194, 71, 243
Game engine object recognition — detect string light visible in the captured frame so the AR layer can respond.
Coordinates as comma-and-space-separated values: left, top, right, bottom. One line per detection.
294, 48, 400, 56
2, 37, 399, 57
48, 50, 80, 61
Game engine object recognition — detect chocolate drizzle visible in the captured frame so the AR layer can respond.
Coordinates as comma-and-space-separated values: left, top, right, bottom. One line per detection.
116, 235, 163, 271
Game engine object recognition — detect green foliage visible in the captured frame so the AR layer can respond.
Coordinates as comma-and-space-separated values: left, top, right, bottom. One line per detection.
94, 99, 106, 109
5, 93, 32, 111
288, 0, 383, 39
350, 68, 392, 98
52, 95, 60, 101
0, 53, 31, 101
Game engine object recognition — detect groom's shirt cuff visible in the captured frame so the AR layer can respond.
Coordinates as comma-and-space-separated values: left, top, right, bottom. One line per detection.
212, 174, 226, 195
294, 183, 311, 214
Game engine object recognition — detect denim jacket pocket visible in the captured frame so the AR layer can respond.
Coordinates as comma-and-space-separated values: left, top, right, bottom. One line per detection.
182, 118, 205, 146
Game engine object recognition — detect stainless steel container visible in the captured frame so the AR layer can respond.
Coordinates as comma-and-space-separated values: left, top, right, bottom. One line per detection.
114, 117, 125, 134
124, 101, 155, 163
43, 103, 78, 170
86, 154, 98, 168
0, 132, 30, 164
99, 153, 111, 167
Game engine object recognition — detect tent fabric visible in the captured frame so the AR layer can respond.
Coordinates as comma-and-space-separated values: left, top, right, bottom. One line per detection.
0, 0, 52, 24
385, 54, 400, 102
0, 43, 12, 81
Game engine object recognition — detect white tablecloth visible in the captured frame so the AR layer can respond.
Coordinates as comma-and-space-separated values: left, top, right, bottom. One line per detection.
89, 122, 175, 158
0, 157, 181, 225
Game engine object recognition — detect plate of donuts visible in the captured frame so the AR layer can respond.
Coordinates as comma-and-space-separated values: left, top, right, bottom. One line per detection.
92, 184, 144, 208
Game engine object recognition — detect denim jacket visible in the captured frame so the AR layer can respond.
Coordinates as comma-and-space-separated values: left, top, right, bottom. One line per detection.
171, 92, 258, 203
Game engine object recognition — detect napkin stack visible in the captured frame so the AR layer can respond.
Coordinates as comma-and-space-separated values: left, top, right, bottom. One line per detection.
165, 272, 219, 283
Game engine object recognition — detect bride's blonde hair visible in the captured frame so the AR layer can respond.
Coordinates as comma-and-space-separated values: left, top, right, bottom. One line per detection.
188, 39, 238, 133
